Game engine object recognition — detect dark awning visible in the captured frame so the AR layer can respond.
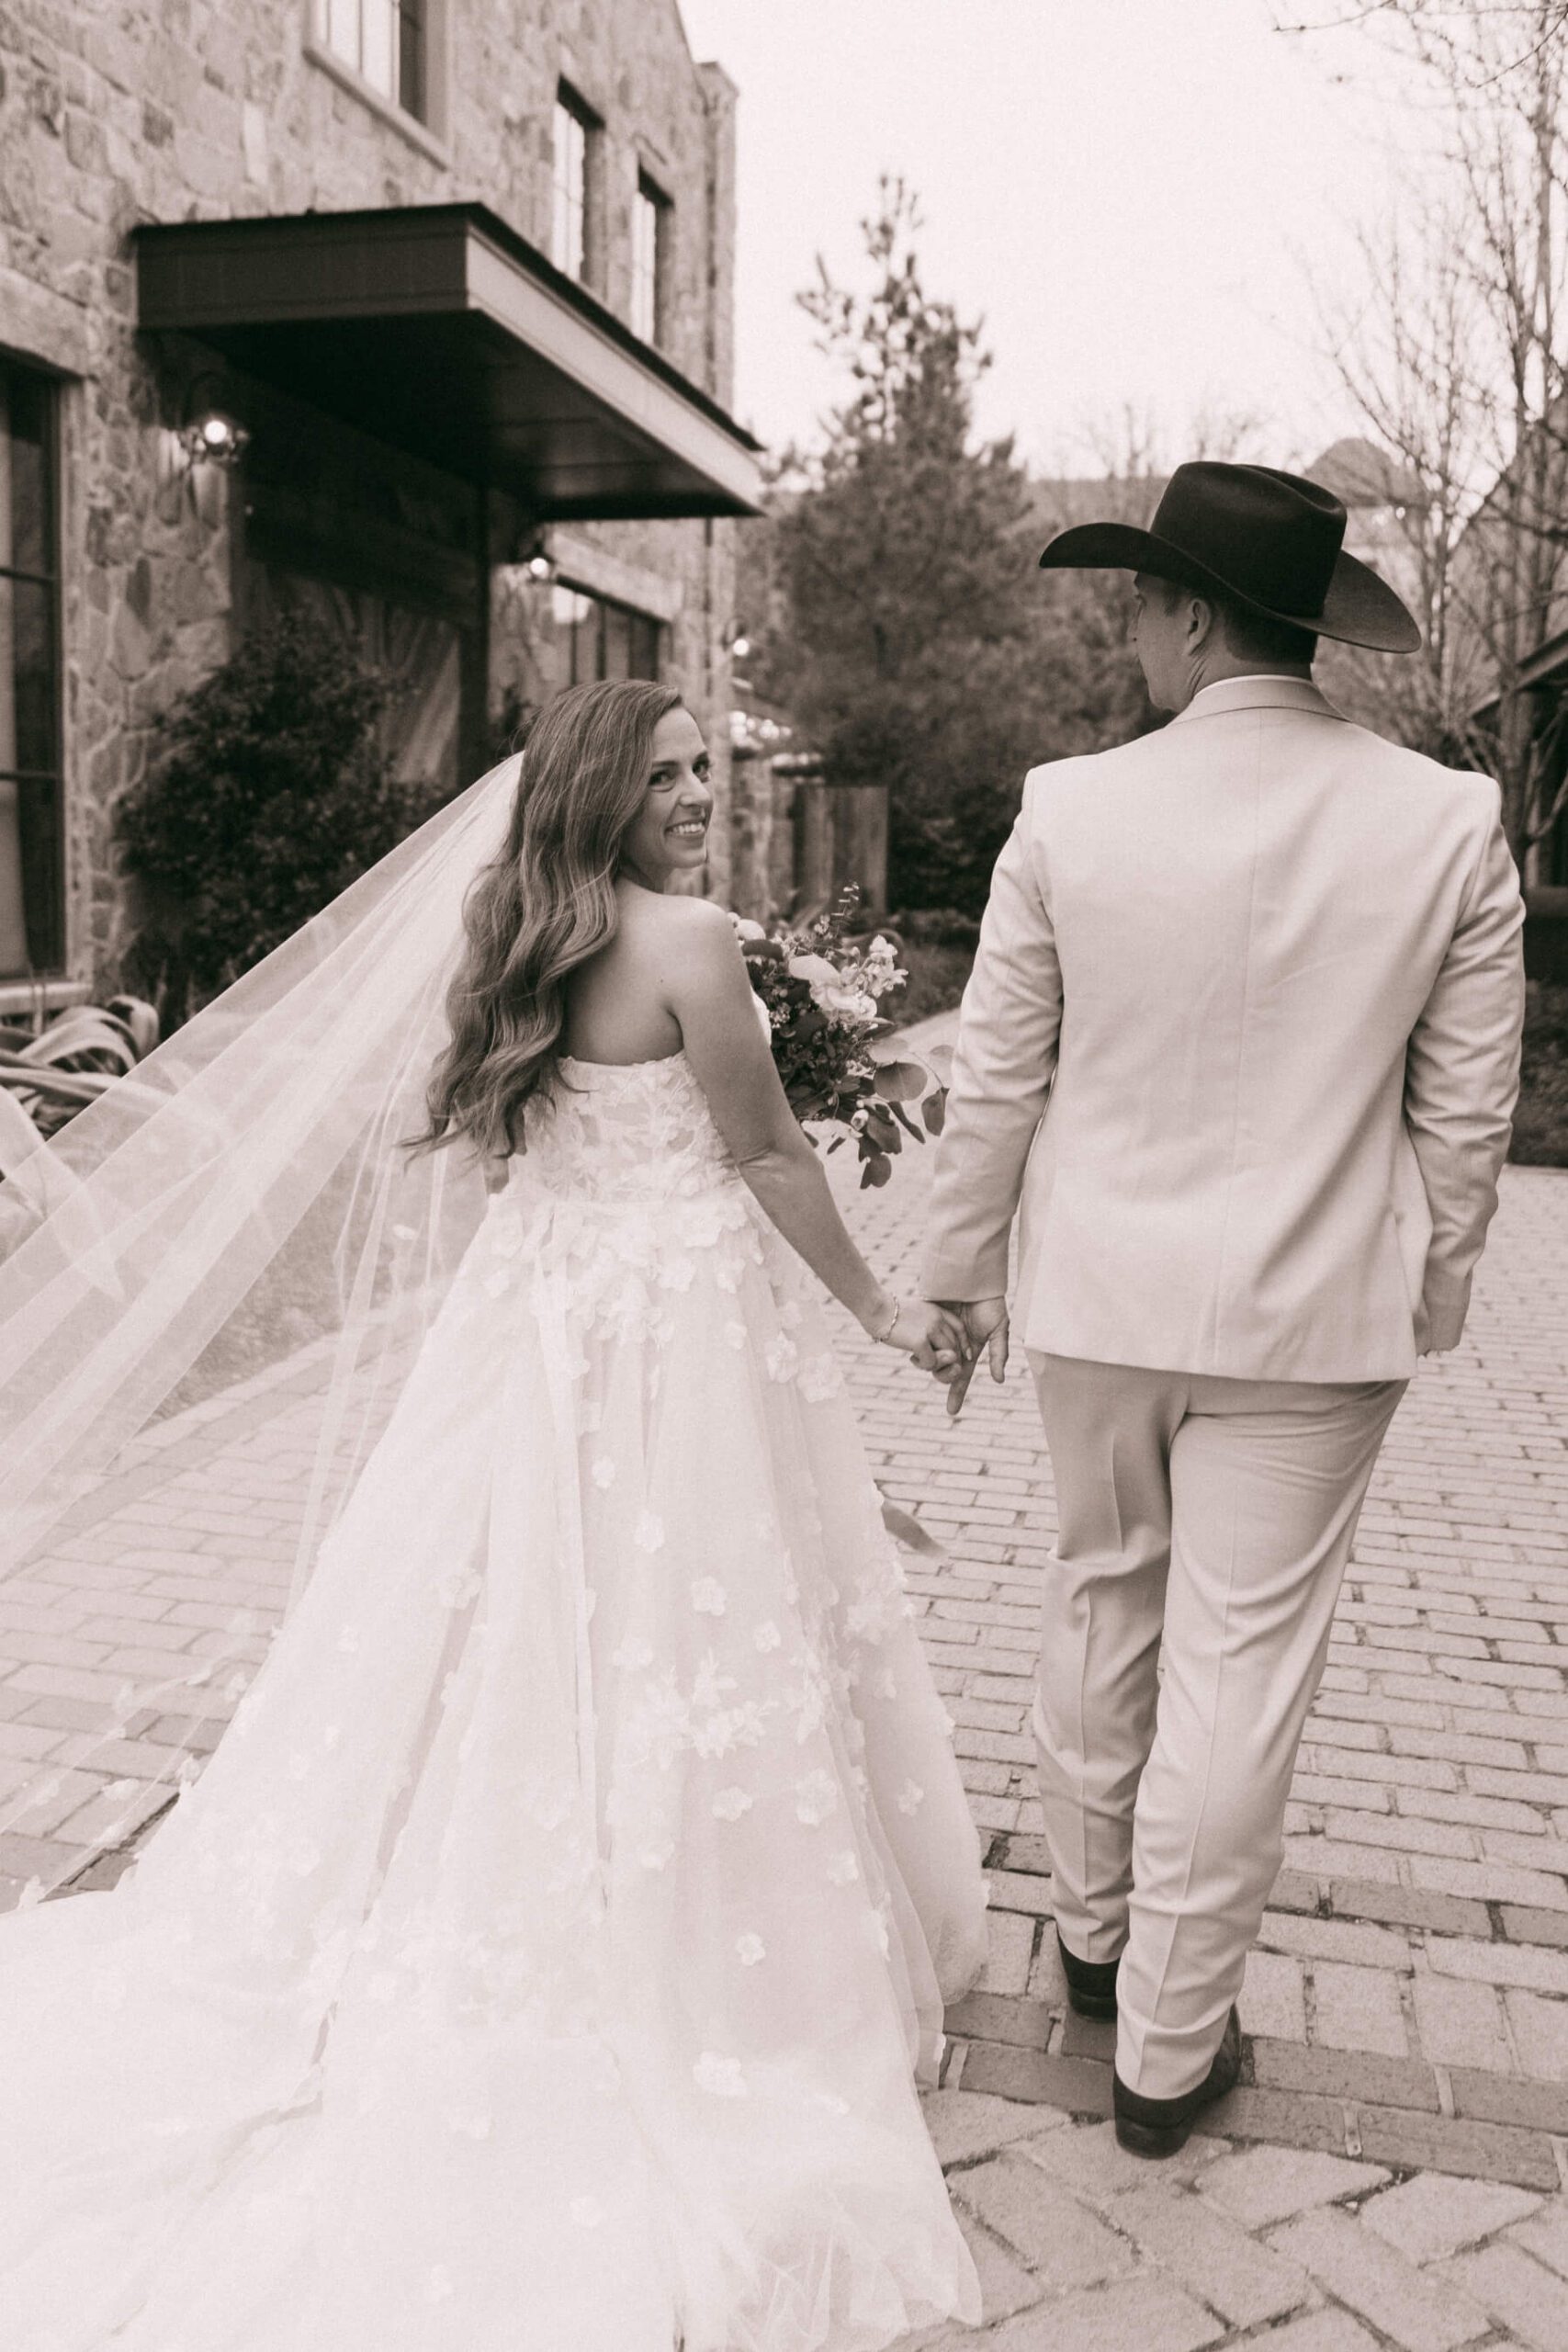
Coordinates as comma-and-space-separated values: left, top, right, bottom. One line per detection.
134, 204, 763, 522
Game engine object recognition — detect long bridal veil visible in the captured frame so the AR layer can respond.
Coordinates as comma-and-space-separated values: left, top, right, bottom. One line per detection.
0, 753, 525, 1903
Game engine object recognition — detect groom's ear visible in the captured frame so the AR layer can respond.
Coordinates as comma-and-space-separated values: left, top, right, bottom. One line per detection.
1182, 590, 1220, 650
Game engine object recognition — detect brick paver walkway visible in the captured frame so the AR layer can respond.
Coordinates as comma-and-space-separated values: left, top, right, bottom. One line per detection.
1, 1004, 1565, 2346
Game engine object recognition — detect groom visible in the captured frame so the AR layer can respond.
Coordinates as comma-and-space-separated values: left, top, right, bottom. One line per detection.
919, 462, 1527, 2157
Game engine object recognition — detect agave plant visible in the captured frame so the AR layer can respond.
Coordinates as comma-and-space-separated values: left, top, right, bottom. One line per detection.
0, 996, 160, 1152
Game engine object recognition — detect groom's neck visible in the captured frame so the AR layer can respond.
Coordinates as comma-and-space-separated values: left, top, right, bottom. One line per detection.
1175, 648, 1314, 711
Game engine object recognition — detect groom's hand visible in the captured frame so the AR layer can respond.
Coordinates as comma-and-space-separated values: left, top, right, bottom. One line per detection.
908, 1303, 970, 1375
929, 1297, 1010, 1419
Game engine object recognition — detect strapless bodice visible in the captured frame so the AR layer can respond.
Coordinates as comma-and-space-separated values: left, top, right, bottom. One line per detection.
508, 1049, 741, 1207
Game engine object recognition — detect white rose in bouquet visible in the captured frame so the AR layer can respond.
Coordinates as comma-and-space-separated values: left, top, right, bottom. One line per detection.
786, 952, 877, 1024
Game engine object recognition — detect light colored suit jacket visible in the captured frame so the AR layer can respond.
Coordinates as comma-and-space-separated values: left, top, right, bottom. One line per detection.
920, 675, 1527, 1383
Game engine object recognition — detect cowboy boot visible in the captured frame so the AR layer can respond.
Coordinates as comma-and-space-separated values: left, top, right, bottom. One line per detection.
1056, 1930, 1120, 2022
1112, 2006, 1241, 2158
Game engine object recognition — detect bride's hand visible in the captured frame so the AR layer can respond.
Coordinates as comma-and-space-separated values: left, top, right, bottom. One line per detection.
864, 1298, 971, 1374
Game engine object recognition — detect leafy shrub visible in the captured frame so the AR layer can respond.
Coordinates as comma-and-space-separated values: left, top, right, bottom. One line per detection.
120, 618, 446, 1025
0, 995, 161, 1259
894, 906, 980, 949
0, 995, 160, 1141
890, 940, 974, 1029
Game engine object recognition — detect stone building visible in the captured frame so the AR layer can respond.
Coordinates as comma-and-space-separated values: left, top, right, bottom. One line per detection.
0, 0, 761, 1007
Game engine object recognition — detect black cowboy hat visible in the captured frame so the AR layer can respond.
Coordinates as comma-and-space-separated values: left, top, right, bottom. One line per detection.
1037, 460, 1421, 653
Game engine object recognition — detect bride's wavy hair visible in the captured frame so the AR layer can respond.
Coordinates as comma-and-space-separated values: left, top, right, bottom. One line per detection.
414, 677, 682, 1158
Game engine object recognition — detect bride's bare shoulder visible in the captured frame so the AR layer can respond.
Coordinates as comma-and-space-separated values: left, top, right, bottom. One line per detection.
632, 895, 750, 1019
622, 884, 731, 930
624, 888, 738, 956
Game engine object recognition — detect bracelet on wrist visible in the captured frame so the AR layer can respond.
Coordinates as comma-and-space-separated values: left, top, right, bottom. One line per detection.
867, 1296, 901, 1346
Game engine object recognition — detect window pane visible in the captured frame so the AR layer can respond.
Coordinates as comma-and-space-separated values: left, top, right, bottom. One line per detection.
537, 584, 658, 688
630, 613, 660, 681
398, 0, 424, 118
552, 101, 586, 278
0, 366, 62, 974
17, 776, 62, 973
2, 372, 51, 580
552, 180, 571, 277
0, 576, 14, 774
1, 572, 56, 777
326, 0, 358, 67
361, 0, 395, 96
633, 179, 669, 347
632, 190, 656, 341
572, 595, 602, 684
2, 578, 56, 775
0, 693, 63, 981
602, 603, 631, 682
0, 776, 28, 977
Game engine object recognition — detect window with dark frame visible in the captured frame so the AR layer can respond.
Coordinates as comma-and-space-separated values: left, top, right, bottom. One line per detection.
548, 582, 661, 686
0, 359, 63, 979
552, 84, 599, 286
314, 0, 428, 124
632, 172, 671, 347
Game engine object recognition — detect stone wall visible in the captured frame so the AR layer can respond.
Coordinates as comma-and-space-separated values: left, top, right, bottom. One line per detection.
0, 0, 743, 988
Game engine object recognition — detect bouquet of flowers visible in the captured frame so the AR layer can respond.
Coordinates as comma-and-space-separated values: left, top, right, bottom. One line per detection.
733, 888, 946, 1188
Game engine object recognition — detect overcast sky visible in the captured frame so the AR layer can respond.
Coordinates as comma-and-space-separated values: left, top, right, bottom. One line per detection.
675, 0, 1438, 479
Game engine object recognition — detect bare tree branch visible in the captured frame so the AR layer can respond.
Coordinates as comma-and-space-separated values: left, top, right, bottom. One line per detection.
1276, 2, 1568, 76
1303, 0, 1568, 870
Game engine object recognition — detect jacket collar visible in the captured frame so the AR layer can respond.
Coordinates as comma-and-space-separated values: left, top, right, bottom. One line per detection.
1169, 673, 1346, 728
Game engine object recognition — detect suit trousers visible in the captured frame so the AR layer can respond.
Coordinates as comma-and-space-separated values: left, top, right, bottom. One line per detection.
1029, 1352, 1407, 2102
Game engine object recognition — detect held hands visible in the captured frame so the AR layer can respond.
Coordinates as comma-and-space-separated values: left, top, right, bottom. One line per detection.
860, 1295, 1010, 1416
862, 1298, 970, 1377
926, 1296, 1010, 1419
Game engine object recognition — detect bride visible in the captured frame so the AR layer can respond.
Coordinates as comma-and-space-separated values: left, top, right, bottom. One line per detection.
0, 679, 988, 2351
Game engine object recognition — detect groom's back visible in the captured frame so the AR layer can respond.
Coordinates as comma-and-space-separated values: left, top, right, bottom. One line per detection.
1009, 676, 1517, 1381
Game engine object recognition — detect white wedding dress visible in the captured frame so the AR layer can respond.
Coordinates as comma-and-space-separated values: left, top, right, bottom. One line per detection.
0, 1046, 987, 2352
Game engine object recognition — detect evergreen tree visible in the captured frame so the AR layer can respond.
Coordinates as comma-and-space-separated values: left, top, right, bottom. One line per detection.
756, 180, 1055, 917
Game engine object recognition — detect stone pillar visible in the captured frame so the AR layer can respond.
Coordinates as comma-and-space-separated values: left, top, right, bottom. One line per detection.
728, 741, 775, 920
695, 61, 739, 412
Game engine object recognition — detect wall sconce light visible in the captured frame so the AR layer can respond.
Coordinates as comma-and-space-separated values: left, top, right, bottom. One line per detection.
517, 530, 556, 582
178, 378, 250, 470
730, 634, 751, 661
181, 410, 250, 468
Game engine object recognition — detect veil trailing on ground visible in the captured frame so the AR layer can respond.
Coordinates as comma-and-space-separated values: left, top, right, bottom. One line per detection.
0, 753, 524, 1903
